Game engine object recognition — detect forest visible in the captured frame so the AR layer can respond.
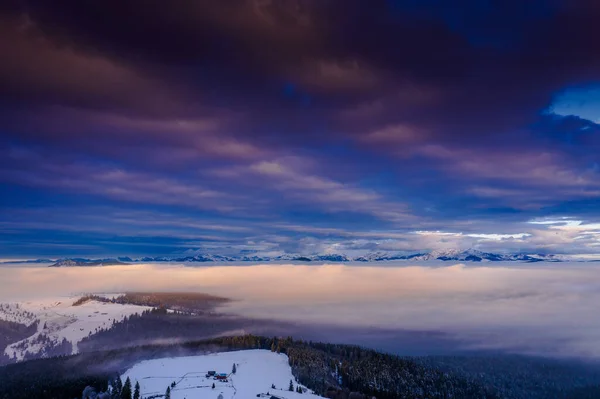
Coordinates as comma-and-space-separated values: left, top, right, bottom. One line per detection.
72, 292, 229, 313
2, 334, 600, 399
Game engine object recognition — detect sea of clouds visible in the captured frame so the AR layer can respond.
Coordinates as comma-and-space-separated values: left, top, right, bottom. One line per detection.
2, 262, 599, 358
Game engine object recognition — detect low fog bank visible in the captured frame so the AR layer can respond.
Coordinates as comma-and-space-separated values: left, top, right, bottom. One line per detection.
1, 262, 599, 359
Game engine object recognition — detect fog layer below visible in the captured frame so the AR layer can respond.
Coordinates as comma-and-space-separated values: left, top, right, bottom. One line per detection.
1, 262, 598, 358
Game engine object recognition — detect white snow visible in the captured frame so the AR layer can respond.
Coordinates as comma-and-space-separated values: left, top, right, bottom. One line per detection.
1, 297, 152, 360
121, 349, 325, 399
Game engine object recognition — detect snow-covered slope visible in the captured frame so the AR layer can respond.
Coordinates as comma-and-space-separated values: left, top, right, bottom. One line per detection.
1, 297, 151, 360
121, 349, 325, 399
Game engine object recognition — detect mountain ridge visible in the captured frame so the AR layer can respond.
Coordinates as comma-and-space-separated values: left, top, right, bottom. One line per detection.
0, 249, 590, 266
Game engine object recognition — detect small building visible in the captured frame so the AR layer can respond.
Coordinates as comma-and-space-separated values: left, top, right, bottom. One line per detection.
215, 373, 228, 380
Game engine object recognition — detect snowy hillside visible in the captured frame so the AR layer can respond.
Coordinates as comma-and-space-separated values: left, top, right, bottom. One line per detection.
121, 349, 325, 399
1, 297, 151, 360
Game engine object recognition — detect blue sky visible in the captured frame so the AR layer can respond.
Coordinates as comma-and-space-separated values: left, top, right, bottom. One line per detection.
552, 86, 600, 123
1, 1, 600, 258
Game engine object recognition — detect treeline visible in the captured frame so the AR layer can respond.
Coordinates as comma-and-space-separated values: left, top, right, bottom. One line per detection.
72, 292, 228, 314
72, 295, 110, 306
115, 292, 229, 313
274, 337, 499, 399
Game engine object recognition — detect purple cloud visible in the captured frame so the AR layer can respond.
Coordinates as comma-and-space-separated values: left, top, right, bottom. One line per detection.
2, 1, 600, 256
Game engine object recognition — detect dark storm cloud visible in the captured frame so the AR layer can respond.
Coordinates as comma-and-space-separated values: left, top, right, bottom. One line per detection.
3, 0, 600, 142
1, 0, 600, 256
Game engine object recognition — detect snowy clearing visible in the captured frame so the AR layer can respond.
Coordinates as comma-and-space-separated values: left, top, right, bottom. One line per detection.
121, 349, 325, 399
1, 297, 151, 360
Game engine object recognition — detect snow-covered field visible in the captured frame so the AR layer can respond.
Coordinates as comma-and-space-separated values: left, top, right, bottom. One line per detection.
121, 349, 325, 399
1, 297, 151, 360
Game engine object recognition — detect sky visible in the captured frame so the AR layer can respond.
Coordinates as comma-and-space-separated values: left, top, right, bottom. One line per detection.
2, 0, 600, 257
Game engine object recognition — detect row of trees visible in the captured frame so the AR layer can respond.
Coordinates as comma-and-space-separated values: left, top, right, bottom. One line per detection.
82, 376, 141, 399
289, 379, 304, 393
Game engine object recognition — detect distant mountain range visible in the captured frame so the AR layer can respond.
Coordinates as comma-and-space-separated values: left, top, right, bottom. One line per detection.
2, 249, 593, 266
48, 259, 129, 267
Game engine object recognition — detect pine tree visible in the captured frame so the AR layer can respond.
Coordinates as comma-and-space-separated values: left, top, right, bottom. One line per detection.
112, 375, 123, 397
121, 377, 132, 399
133, 381, 140, 399
165, 386, 171, 399
232, 363, 237, 374
289, 379, 294, 391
